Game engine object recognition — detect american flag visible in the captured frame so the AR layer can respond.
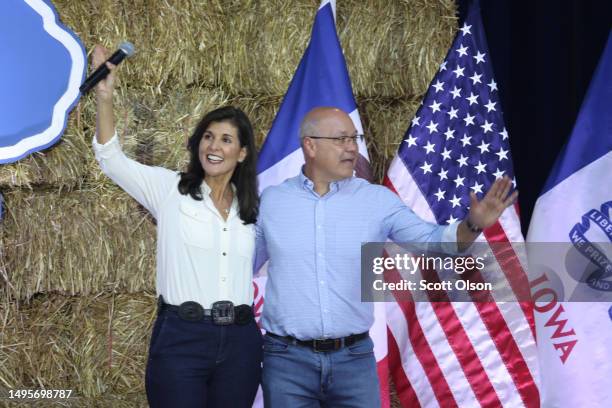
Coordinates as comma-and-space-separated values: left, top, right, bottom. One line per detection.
384, 2, 540, 407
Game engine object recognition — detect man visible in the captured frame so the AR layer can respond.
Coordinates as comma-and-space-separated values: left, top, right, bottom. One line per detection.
255, 107, 516, 407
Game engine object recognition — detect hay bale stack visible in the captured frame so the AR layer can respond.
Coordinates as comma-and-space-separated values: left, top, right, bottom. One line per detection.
1, 188, 156, 300
53, 0, 223, 92
51, 0, 454, 98
340, 0, 456, 98
360, 97, 422, 182
0, 292, 156, 402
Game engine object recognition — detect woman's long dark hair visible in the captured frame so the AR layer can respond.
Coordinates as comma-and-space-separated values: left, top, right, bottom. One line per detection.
178, 106, 259, 224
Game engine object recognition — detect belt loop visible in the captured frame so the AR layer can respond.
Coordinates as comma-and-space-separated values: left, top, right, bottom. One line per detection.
157, 295, 164, 314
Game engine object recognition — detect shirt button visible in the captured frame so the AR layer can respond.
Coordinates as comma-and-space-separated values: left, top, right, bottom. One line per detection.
222, 252, 226, 256
223, 228, 228, 232
320, 281, 325, 285
318, 252, 323, 257
221, 277, 226, 282
317, 225, 322, 229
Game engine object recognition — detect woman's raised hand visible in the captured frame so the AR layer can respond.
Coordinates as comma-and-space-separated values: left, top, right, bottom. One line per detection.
92, 45, 117, 103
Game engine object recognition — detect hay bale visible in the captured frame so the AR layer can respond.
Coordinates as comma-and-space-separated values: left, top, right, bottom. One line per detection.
360, 97, 422, 182
53, 0, 224, 92
213, 0, 315, 96
0, 112, 90, 190
0, 292, 155, 402
0, 188, 156, 300
53, 0, 314, 95
52, 0, 455, 99
339, 0, 456, 98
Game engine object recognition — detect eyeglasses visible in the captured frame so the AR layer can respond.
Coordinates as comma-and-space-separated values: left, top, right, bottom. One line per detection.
305, 134, 364, 146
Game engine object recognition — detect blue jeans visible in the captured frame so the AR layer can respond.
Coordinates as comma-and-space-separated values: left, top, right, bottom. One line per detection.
145, 308, 262, 408
262, 334, 381, 408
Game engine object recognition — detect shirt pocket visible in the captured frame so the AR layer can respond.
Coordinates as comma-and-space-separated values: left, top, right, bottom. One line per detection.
179, 201, 214, 249
234, 224, 255, 259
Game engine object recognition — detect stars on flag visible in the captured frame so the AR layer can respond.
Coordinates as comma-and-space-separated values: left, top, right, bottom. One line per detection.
495, 147, 509, 161
469, 72, 482, 85
473, 51, 486, 64
459, 23, 472, 36
456, 44, 469, 57
453, 65, 465, 78
429, 100, 442, 113
420, 161, 433, 174
450, 194, 462, 208
477, 141, 490, 154
470, 181, 484, 194
466, 92, 479, 105
481, 120, 493, 133
463, 113, 475, 126
438, 168, 449, 180
499, 127, 509, 140
493, 168, 505, 179
487, 79, 498, 92
444, 128, 456, 139
474, 160, 487, 174
423, 141, 436, 154
405, 134, 417, 147
450, 86, 462, 99
397, 18, 516, 223
426, 120, 439, 134
453, 174, 466, 187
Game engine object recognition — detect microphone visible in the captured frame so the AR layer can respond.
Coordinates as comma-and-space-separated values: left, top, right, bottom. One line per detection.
80, 41, 135, 94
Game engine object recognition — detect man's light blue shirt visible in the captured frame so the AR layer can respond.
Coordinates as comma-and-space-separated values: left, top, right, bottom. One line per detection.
255, 172, 458, 340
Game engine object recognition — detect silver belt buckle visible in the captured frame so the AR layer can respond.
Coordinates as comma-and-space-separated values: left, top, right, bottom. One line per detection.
211, 301, 234, 325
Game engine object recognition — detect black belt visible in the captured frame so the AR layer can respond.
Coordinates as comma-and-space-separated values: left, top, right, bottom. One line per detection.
267, 331, 369, 352
157, 296, 253, 325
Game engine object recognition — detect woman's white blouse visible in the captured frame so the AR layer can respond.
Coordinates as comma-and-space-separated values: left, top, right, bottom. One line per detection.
93, 133, 255, 307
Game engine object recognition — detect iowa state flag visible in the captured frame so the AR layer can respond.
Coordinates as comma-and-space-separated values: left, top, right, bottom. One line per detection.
0, 0, 85, 163
527, 30, 612, 407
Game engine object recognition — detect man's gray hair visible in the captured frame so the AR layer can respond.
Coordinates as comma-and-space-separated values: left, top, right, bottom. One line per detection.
299, 116, 320, 141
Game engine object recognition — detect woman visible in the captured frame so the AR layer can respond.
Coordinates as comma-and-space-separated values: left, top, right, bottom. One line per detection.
92, 45, 262, 407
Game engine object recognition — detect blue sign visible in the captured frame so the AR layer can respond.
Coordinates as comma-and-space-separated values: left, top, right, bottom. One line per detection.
0, 0, 85, 164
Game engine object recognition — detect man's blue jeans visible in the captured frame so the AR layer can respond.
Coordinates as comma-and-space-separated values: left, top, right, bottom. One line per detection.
262, 333, 381, 407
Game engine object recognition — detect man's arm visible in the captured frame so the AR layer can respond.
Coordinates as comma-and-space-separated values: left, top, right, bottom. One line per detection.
253, 221, 270, 274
